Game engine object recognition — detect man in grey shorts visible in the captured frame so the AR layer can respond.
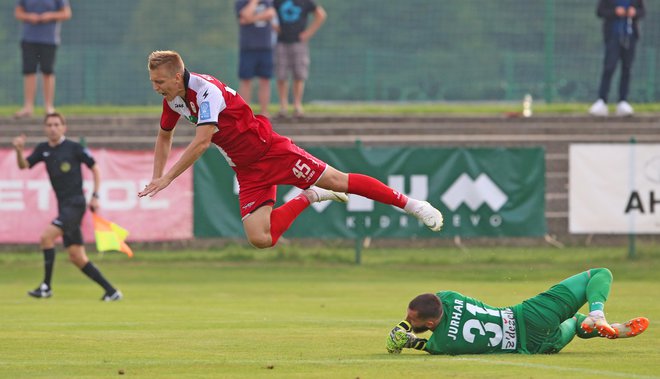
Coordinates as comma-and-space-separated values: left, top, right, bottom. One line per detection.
273, 0, 326, 117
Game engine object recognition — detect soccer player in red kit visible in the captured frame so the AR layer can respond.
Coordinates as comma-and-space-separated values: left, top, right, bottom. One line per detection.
139, 50, 443, 248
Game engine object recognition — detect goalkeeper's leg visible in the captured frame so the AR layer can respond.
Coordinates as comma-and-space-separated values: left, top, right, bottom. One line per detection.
559, 268, 617, 337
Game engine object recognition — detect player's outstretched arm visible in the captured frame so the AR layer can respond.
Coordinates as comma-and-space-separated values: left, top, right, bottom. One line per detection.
139, 124, 215, 198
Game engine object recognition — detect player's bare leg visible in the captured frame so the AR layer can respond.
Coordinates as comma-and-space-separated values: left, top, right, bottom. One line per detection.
67, 244, 89, 268
244, 188, 347, 249
243, 205, 274, 249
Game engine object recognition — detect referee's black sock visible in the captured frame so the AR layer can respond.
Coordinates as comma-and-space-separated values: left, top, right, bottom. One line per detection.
43, 248, 55, 287
81, 262, 115, 293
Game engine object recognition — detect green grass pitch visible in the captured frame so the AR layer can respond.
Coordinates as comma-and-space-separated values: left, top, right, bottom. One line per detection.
1, 245, 658, 379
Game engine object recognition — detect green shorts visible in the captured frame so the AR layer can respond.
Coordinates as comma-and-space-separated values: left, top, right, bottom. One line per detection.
521, 283, 583, 354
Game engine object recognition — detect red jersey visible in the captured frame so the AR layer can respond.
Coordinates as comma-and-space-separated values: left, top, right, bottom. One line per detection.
159, 69, 272, 167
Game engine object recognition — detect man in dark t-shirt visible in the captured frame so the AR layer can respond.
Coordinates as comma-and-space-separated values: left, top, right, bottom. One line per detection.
273, 0, 325, 117
12, 113, 122, 301
236, 0, 276, 117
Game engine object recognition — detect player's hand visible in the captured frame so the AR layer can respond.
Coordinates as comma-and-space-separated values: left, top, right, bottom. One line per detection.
386, 320, 412, 354
88, 197, 99, 213
12, 134, 26, 150
138, 177, 172, 198
404, 335, 428, 350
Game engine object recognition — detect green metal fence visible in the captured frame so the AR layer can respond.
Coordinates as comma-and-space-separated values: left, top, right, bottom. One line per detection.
1, 0, 657, 105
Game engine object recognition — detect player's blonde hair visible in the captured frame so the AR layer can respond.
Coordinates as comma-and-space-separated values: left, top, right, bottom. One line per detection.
147, 50, 184, 76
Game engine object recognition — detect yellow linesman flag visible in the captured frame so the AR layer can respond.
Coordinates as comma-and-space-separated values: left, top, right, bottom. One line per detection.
92, 213, 134, 258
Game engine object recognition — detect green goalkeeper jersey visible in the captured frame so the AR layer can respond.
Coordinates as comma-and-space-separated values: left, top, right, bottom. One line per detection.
425, 291, 527, 355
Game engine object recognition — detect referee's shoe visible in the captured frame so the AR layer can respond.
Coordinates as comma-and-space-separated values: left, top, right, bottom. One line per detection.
101, 289, 123, 302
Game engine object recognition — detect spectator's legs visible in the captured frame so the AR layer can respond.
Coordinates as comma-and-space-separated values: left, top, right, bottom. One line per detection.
277, 79, 289, 115
618, 42, 636, 102
598, 39, 621, 102
17, 74, 37, 117
258, 77, 271, 117
292, 79, 305, 116
43, 74, 56, 114
239, 79, 253, 106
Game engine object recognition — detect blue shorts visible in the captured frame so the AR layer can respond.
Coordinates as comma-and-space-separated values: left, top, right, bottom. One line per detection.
238, 49, 273, 80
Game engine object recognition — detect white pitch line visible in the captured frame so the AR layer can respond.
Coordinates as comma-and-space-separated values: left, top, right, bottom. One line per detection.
454, 357, 659, 379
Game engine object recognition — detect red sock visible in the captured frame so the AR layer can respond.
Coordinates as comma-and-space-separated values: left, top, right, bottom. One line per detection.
270, 194, 310, 246
347, 173, 408, 208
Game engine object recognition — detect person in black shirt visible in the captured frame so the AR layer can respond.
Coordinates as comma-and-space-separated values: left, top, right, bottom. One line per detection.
12, 113, 122, 301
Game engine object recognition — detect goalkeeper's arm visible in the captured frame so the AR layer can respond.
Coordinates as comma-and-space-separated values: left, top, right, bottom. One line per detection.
386, 320, 428, 354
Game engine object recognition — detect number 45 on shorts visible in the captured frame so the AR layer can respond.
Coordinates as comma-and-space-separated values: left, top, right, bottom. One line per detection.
292, 159, 316, 183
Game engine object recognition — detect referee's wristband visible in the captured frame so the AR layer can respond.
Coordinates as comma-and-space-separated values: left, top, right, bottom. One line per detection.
91, 192, 100, 199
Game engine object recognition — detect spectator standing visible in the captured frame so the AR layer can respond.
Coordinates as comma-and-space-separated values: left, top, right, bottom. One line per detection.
236, 0, 276, 117
14, 0, 72, 119
273, 0, 326, 118
589, 0, 645, 117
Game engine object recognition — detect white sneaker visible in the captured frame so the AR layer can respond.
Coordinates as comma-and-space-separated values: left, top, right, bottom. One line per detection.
589, 99, 609, 117
408, 201, 444, 231
308, 187, 348, 203
615, 101, 634, 116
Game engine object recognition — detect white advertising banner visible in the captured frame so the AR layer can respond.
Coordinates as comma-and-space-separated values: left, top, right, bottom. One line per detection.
569, 144, 660, 234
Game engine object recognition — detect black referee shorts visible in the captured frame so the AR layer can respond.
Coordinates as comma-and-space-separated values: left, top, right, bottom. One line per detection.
52, 196, 86, 247
21, 41, 58, 75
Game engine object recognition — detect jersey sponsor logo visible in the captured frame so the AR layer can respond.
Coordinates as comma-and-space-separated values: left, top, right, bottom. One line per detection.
190, 101, 197, 113
174, 103, 184, 108
199, 101, 211, 121
500, 308, 517, 350
43, 152, 50, 157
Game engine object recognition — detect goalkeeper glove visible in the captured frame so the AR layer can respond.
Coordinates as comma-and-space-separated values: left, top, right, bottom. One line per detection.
404, 335, 428, 351
386, 320, 428, 354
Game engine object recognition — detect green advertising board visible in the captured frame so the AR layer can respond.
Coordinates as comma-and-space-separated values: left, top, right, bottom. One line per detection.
194, 146, 546, 239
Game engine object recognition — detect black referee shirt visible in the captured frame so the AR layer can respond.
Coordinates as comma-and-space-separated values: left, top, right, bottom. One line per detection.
26, 139, 96, 201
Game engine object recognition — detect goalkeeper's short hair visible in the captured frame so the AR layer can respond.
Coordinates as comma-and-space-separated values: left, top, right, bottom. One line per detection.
408, 293, 441, 319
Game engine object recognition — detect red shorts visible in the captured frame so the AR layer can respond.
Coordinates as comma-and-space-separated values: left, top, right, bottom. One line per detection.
234, 132, 327, 219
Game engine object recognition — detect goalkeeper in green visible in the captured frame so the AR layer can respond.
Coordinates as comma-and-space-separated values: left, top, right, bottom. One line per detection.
386, 268, 648, 355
